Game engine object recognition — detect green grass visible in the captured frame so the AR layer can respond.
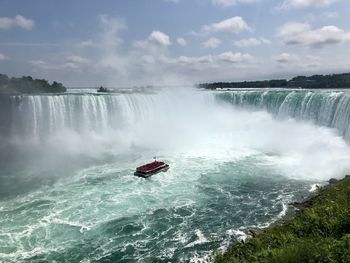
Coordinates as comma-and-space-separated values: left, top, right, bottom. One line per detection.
215, 176, 350, 263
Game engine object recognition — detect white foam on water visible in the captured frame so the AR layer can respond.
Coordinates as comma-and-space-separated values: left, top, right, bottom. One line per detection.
3, 88, 350, 262
277, 203, 288, 219
189, 252, 213, 263
7, 88, 350, 182
185, 229, 208, 248
227, 229, 247, 242
309, 183, 321, 192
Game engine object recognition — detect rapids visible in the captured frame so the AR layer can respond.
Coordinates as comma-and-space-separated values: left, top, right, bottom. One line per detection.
0, 88, 350, 262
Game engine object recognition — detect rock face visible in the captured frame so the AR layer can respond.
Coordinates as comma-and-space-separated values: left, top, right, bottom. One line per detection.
249, 229, 264, 238
289, 199, 313, 210
328, 178, 338, 184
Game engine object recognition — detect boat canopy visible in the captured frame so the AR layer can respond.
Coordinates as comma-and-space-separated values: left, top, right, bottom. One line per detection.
136, 161, 167, 173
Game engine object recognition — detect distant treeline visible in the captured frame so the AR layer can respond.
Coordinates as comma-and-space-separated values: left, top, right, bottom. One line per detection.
198, 72, 350, 89
0, 74, 66, 94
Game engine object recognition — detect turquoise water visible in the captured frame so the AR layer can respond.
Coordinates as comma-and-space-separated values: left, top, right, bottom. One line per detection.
1, 88, 350, 262
0, 155, 312, 262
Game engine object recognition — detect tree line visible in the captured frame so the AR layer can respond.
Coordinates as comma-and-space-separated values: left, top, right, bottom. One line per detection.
198, 72, 350, 89
0, 74, 66, 94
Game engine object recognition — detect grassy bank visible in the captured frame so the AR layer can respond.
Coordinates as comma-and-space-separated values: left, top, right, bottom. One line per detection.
215, 176, 350, 263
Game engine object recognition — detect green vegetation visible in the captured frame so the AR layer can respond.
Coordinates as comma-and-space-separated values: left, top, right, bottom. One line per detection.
199, 79, 287, 89
215, 176, 350, 263
0, 74, 66, 94
199, 72, 350, 89
288, 73, 350, 89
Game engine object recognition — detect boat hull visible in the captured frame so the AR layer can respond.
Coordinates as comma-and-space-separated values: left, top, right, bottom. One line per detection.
134, 165, 169, 178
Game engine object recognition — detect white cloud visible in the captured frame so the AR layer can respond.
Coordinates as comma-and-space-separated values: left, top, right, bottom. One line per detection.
149, 31, 171, 46
203, 16, 252, 34
0, 17, 12, 29
0, 15, 34, 30
170, 51, 255, 65
212, 0, 258, 7
175, 55, 213, 66
66, 55, 90, 65
234, 38, 260, 47
0, 53, 9, 60
141, 50, 257, 71
273, 52, 321, 68
260, 38, 271, 44
176, 38, 187, 46
30, 60, 51, 69
217, 52, 254, 63
135, 30, 172, 49
28, 11, 258, 86
274, 53, 298, 64
31, 55, 90, 71
277, 22, 350, 48
98, 15, 126, 49
79, 40, 95, 47
202, 37, 222, 48
277, 22, 311, 37
234, 37, 271, 47
14, 15, 34, 30
277, 0, 339, 10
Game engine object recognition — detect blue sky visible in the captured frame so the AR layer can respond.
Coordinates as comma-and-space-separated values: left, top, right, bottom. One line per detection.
0, 0, 350, 86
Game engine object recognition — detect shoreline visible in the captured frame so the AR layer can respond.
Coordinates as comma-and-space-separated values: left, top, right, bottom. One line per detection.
215, 175, 350, 262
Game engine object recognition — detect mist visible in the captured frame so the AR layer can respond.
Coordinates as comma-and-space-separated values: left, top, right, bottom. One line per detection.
2, 87, 350, 262
2, 87, 350, 198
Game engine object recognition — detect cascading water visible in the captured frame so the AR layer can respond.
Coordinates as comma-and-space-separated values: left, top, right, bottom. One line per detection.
1, 88, 350, 262
217, 90, 350, 142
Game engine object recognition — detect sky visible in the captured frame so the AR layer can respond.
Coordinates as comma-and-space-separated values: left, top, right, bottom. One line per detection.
0, 0, 350, 87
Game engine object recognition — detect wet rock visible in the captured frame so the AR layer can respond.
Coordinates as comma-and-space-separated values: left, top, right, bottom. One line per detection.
328, 178, 338, 184
289, 202, 303, 209
249, 229, 263, 238
289, 199, 313, 209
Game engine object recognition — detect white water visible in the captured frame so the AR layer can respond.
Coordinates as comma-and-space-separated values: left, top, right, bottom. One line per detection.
1, 87, 350, 262
6, 88, 350, 180
218, 90, 350, 142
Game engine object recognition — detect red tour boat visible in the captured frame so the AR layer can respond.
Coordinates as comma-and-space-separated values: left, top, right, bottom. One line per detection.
134, 159, 169, 178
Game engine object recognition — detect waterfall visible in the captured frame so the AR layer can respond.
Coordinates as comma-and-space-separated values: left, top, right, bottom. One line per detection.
2, 89, 350, 192
6, 94, 140, 140
1, 90, 215, 142
2, 90, 350, 144
216, 90, 350, 142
